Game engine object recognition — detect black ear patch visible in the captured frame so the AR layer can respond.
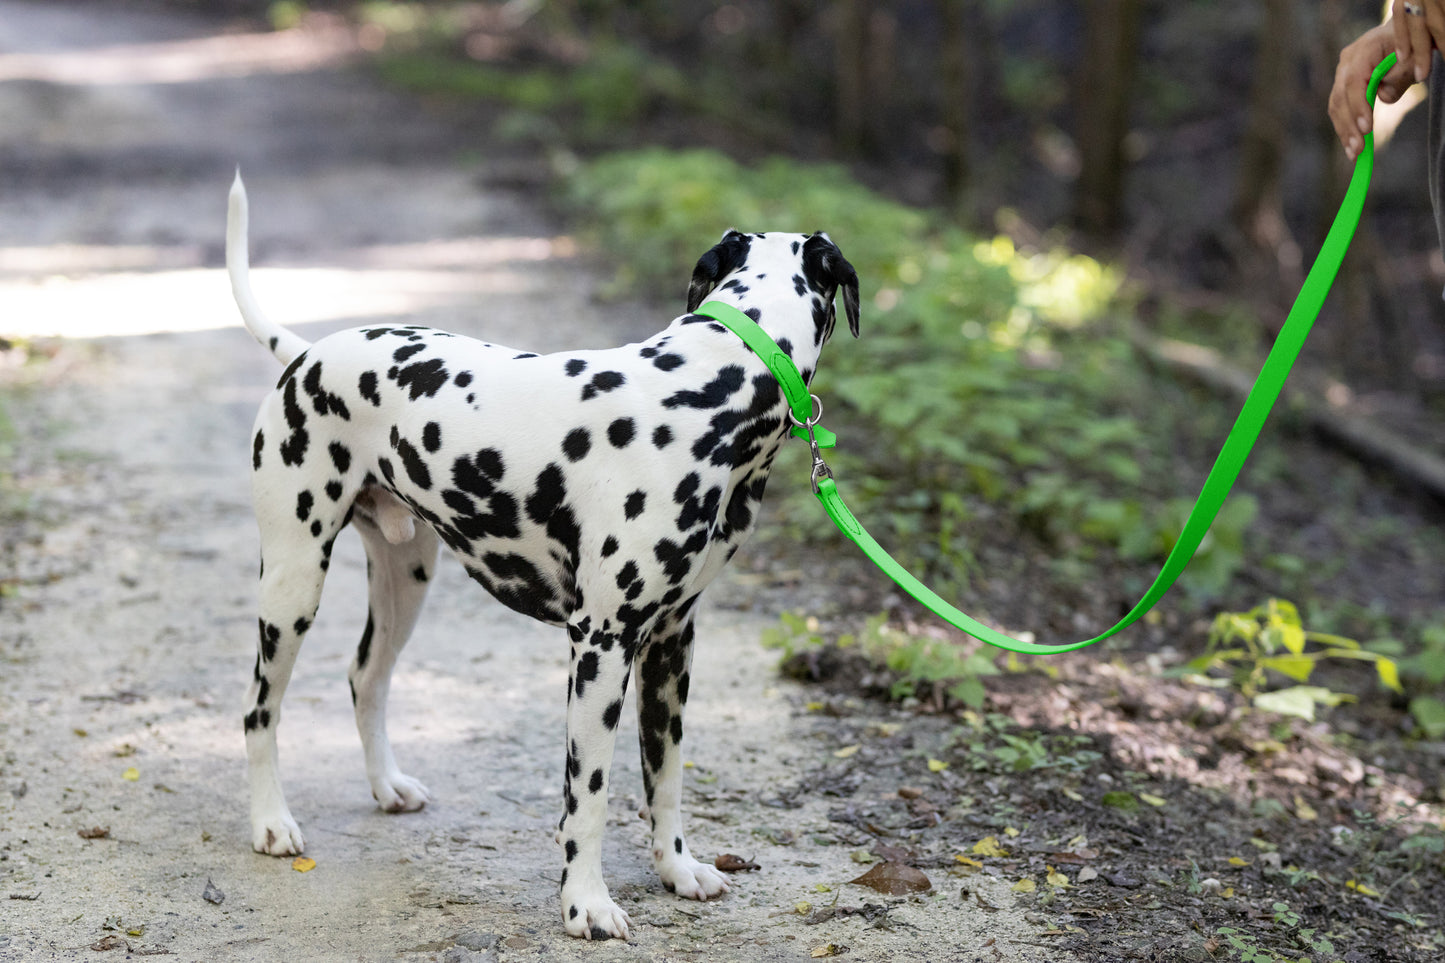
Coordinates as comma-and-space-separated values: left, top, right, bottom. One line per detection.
687, 230, 752, 312
803, 234, 861, 338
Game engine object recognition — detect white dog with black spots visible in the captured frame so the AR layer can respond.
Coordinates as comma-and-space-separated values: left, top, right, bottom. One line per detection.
226, 173, 859, 940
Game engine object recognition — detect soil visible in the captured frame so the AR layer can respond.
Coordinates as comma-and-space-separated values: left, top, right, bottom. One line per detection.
1, 4, 1443, 963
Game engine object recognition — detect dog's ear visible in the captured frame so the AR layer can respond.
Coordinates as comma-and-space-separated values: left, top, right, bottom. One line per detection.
805, 233, 861, 338
687, 230, 751, 312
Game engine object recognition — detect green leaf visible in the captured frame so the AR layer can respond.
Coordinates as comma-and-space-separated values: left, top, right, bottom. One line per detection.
1253, 686, 1348, 721
1277, 623, 1306, 655
1101, 791, 1139, 811
1375, 657, 1403, 695
1260, 655, 1315, 683
1408, 696, 1445, 739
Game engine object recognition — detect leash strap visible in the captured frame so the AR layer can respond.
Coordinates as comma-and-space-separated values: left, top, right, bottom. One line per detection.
698, 54, 1394, 655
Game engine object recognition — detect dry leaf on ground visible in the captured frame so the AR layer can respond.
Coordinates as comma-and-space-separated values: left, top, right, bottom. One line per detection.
714, 853, 761, 872
848, 861, 931, 895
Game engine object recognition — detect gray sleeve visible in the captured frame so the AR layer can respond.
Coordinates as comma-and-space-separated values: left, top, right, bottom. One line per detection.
1430, 51, 1445, 297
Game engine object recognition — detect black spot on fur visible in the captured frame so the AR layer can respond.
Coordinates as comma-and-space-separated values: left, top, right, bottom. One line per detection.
674, 836, 683, 854
589, 769, 604, 793
565, 358, 588, 377
654, 353, 684, 372
302, 361, 351, 420
663, 365, 745, 410
394, 436, 432, 490
422, 422, 442, 453
258, 619, 280, 661
574, 650, 599, 697
654, 531, 708, 585
358, 371, 382, 406
581, 370, 625, 401
392, 357, 450, 400
252, 430, 264, 470
293, 616, 311, 635
652, 425, 674, 449
296, 490, 313, 522
357, 611, 375, 668
601, 418, 633, 450
602, 699, 623, 730
562, 428, 591, 462
392, 342, 426, 363
601, 536, 619, 557
279, 378, 309, 466
616, 560, 640, 590
454, 371, 472, 388
624, 490, 646, 520
412, 565, 429, 582
277, 351, 307, 390
565, 840, 578, 862
476, 551, 567, 623
525, 464, 567, 525
328, 441, 351, 475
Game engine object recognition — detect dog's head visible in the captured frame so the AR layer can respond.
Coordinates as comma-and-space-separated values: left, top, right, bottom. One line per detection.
686, 230, 860, 342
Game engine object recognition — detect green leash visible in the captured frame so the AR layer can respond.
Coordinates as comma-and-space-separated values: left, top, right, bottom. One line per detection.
698, 54, 1396, 655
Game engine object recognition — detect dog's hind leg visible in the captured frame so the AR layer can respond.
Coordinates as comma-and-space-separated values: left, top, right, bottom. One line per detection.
245, 518, 334, 856
349, 508, 439, 813
635, 607, 729, 902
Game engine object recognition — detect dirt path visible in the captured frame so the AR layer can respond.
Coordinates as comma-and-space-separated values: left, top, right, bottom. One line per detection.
0, 4, 1040, 960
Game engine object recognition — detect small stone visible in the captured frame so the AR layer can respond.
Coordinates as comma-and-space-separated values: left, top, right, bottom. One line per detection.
455, 932, 502, 951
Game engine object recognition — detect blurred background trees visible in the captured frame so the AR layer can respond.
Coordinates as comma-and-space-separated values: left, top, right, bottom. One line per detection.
247, 0, 1441, 405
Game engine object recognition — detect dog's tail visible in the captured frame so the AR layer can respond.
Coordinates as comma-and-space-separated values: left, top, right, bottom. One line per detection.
227, 170, 309, 366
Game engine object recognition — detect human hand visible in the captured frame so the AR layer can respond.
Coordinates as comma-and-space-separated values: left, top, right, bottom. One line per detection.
1330, 22, 1415, 161
1393, 0, 1445, 83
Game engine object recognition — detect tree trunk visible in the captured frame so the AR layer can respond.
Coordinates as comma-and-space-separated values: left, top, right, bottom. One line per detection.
1232, 0, 1298, 284
1074, 0, 1144, 238
835, 0, 867, 154
1080, 0, 1144, 235
938, 0, 974, 214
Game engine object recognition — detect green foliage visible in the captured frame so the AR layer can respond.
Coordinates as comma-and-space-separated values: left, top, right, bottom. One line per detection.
761, 612, 999, 709
568, 149, 1252, 598
1180, 599, 1402, 722
759, 610, 830, 661
1213, 901, 1343, 963
380, 40, 685, 142
952, 713, 1102, 774
1333, 806, 1445, 903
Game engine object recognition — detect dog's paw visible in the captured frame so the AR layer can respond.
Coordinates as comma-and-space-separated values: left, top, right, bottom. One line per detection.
561, 889, 631, 941
252, 814, 305, 856
657, 854, 731, 901
372, 771, 431, 813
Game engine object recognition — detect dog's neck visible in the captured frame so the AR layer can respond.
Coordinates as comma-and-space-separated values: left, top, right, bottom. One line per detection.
698, 285, 834, 385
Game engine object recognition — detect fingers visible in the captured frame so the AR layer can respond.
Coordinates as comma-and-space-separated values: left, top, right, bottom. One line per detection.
1394, 0, 1445, 82
1331, 25, 1397, 160
1328, 63, 1367, 162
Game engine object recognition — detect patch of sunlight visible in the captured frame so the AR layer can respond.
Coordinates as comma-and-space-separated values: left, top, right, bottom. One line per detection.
0, 265, 533, 340
0, 26, 358, 86
0, 236, 576, 340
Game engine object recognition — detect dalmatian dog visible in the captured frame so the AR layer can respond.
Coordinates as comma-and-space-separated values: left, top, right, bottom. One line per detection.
225, 173, 859, 940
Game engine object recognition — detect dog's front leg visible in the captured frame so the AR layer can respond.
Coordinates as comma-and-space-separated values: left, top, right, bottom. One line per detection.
556, 624, 633, 940
635, 613, 730, 902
